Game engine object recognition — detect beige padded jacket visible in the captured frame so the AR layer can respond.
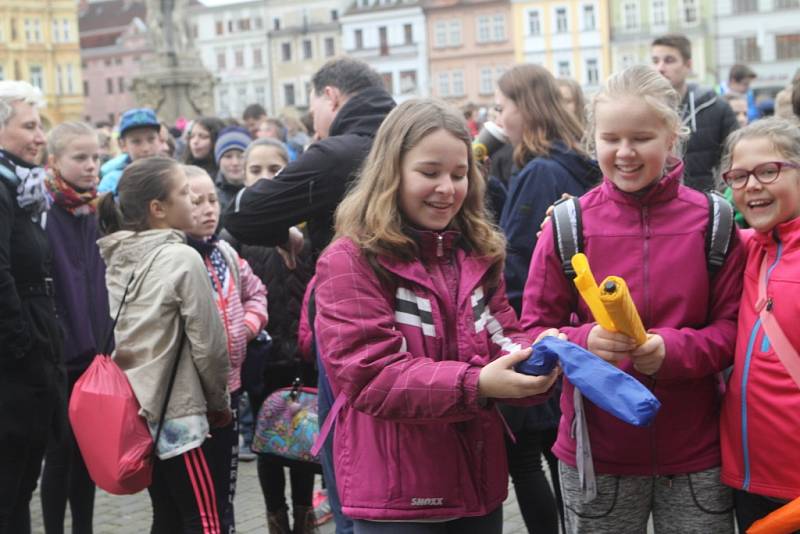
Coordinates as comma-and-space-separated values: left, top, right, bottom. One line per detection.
98, 229, 230, 423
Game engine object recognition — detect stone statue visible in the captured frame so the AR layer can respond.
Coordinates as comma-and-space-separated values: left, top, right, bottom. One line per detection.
137, 0, 215, 122
146, 0, 192, 59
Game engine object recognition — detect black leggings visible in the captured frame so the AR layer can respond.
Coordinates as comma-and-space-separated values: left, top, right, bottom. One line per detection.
40, 367, 95, 534
353, 506, 502, 534
734, 490, 795, 533
505, 427, 562, 534
257, 456, 315, 512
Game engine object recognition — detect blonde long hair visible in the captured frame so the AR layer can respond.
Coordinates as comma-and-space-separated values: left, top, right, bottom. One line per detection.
334, 99, 506, 283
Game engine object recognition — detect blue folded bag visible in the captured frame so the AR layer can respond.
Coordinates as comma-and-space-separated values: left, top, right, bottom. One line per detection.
518, 337, 661, 427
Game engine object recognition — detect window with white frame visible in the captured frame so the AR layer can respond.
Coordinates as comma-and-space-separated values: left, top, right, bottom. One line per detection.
235, 48, 244, 67
583, 5, 596, 31
56, 65, 63, 95
52, 19, 59, 42
303, 39, 312, 60
479, 67, 493, 94
776, 33, 800, 59
451, 70, 464, 96
438, 72, 450, 97
495, 66, 506, 81
477, 16, 491, 43
558, 61, 570, 77
682, 0, 698, 24
528, 10, 541, 35
237, 85, 248, 109
66, 64, 74, 94
62, 19, 70, 41
623, 2, 639, 30
493, 14, 506, 41
255, 86, 266, 105
400, 70, 417, 94
775, 0, 800, 7
253, 47, 263, 66
621, 54, 635, 69
29, 65, 43, 90
217, 50, 226, 69
355, 29, 364, 49
652, 0, 666, 25
434, 22, 447, 47
449, 20, 462, 45
24, 19, 31, 42
33, 19, 41, 42
586, 58, 599, 85
281, 42, 292, 61
556, 7, 568, 33
325, 37, 335, 57
284, 83, 295, 106
734, 37, 760, 62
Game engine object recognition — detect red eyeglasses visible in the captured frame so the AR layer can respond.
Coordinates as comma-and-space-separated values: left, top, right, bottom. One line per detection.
722, 161, 800, 190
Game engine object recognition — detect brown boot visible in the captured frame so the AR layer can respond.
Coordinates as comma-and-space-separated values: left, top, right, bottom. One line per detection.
292, 505, 319, 534
267, 507, 291, 534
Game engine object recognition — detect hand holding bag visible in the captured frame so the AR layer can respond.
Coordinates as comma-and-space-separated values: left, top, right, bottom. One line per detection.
251, 377, 320, 465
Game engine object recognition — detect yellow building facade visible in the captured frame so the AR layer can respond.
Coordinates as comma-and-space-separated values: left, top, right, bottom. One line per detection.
0, 0, 84, 127
511, 0, 611, 90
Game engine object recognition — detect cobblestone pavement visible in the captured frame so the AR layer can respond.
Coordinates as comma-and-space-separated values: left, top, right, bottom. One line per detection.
30, 460, 530, 534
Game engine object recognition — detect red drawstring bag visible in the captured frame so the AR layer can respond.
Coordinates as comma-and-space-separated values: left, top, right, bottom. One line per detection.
69, 251, 183, 495
69, 355, 154, 494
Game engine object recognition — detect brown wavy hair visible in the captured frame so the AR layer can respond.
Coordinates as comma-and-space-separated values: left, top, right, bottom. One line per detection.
497, 64, 585, 168
334, 98, 506, 284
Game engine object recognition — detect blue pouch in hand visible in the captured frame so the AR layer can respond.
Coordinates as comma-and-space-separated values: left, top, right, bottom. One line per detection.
515, 342, 559, 376
524, 336, 661, 427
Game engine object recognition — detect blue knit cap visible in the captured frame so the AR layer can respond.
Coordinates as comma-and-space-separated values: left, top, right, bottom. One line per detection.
214, 126, 252, 164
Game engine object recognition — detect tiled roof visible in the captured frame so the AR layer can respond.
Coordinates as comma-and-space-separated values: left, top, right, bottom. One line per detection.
79, 0, 146, 33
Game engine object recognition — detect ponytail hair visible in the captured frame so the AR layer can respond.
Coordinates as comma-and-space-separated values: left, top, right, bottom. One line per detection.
97, 156, 180, 235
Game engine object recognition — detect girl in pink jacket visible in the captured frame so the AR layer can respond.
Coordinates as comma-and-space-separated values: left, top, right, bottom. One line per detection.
719, 118, 800, 531
521, 65, 745, 533
184, 165, 268, 533
314, 99, 559, 533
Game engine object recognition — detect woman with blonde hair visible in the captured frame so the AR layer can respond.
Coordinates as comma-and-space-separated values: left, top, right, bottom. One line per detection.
555, 77, 587, 128
314, 98, 560, 533
495, 64, 600, 534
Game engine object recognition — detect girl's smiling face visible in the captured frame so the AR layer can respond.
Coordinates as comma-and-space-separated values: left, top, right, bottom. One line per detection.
398, 129, 469, 231
730, 137, 800, 233
594, 96, 676, 193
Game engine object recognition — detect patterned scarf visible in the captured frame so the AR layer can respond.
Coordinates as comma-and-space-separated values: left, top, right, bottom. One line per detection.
0, 149, 51, 220
186, 234, 229, 291
45, 170, 97, 216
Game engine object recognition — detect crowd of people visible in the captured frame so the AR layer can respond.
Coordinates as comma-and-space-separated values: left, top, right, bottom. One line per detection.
1, 30, 799, 534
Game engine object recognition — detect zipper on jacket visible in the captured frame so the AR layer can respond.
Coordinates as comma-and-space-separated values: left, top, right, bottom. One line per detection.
436, 233, 443, 257
740, 240, 783, 490
642, 206, 651, 325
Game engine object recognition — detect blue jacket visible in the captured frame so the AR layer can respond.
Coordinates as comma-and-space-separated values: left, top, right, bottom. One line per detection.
44, 204, 111, 372
98, 153, 130, 194
500, 142, 600, 314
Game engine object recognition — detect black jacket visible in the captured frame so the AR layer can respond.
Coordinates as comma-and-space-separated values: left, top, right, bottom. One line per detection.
0, 152, 64, 443
224, 87, 396, 258
682, 84, 739, 192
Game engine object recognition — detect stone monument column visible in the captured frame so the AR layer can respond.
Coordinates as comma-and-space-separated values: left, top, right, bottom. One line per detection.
133, 0, 216, 123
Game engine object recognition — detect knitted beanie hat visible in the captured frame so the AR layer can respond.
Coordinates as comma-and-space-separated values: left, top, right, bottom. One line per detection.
214, 126, 252, 164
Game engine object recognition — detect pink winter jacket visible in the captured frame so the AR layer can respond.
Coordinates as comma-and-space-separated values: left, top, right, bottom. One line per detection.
521, 162, 745, 476
213, 241, 268, 393
721, 217, 800, 500
314, 231, 532, 521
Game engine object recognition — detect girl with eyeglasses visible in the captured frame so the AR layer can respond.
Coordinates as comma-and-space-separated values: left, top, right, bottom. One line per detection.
719, 118, 800, 532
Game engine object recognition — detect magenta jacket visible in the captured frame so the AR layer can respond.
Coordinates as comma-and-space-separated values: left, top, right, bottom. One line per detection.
721, 217, 800, 500
315, 231, 532, 521
521, 162, 745, 476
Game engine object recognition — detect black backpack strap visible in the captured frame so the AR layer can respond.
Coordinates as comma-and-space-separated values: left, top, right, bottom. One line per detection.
705, 191, 734, 274
552, 197, 583, 279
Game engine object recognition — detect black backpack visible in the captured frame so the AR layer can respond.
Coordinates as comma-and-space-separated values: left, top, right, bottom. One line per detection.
551, 191, 735, 279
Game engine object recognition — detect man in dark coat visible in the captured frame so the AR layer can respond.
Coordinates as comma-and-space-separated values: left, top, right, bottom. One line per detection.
224, 58, 396, 260
652, 34, 739, 192
223, 58, 395, 534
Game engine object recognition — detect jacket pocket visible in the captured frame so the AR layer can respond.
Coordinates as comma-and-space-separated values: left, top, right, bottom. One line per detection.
394, 422, 464, 510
